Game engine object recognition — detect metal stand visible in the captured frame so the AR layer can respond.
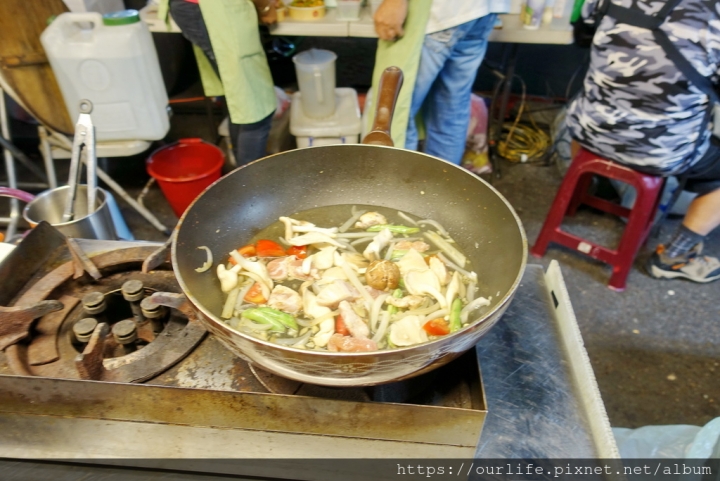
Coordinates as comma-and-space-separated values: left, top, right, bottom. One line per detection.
0, 88, 21, 240
38, 127, 170, 235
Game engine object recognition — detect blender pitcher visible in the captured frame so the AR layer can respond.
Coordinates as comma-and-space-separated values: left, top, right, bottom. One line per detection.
292, 49, 337, 119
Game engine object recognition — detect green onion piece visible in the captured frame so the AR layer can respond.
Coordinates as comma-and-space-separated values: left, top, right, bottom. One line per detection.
366, 224, 420, 234
449, 298, 463, 333
388, 288, 403, 316
241, 307, 298, 332
390, 249, 408, 261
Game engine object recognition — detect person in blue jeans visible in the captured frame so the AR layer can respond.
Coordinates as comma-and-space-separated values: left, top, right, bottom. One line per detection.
374, 0, 509, 165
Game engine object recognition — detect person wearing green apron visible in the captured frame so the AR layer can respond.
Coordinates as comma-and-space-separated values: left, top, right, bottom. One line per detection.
372, 0, 508, 165
159, 0, 278, 166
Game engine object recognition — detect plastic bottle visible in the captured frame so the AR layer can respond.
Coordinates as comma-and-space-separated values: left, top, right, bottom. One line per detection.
522, 0, 546, 29
41, 10, 169, 142
570, 0, 586, 23
550, 0, 575, 30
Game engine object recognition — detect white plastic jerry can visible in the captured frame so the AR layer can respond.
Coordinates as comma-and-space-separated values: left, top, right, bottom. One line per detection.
41, 10, 170, 142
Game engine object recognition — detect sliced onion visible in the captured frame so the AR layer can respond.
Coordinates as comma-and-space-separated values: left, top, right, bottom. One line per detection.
272, 331, 311, 346
221, 286, 241, 319
370, 293, 390, 332
383, 242, 396, 261
466, 281, 477, 303
397, 211, 418, 226
338, 206, 367, 233
195, 246, 213, 273
339, 256, 375, 308
296, 309, 338, 328
240, 318, 275, 331
437, 252, 477, 281
390, 302, 440, 321
423, 309, 448, 323
335, 232, 378, 239
234, 282, 254, 311
371, 310, 391, 344
417, 219, 449, 237
350, 237, 374, 248
424, 231, 466, 268
460, 296, 491, 323
243, 271, 271, 300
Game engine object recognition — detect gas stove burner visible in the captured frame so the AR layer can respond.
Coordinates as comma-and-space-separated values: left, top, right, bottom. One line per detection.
247, 357, 448, 405
4, 245, 206, 382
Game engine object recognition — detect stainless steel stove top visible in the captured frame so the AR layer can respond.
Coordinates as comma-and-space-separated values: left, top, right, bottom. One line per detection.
0, 223, 487, 463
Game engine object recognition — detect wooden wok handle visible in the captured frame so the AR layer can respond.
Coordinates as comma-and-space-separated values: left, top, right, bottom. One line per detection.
362, 66, 404, 147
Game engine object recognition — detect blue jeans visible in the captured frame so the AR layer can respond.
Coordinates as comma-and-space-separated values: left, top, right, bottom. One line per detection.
406, 14, 497, 165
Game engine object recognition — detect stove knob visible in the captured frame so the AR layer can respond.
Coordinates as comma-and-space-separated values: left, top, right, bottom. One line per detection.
140, 297, 167, 335
112, 319, 138, 353
122, 280, 146, 325
82, 292, 107, 317
73, 317, 98, 344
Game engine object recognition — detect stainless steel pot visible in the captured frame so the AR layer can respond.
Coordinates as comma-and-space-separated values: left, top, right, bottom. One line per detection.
171, 68, 527, 386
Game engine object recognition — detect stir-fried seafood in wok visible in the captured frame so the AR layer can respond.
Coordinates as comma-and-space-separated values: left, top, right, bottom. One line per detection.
200, 207, 491, 352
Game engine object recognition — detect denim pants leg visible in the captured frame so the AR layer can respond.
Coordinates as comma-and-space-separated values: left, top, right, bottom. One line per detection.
406, 14, 497, 165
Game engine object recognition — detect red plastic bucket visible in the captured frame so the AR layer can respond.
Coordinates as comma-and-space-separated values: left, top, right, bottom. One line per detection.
146, 138, 225, 217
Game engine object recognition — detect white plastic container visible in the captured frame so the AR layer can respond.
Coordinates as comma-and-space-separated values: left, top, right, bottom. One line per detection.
41, 10, 169, 142
292, 49, 337, 119
290, 88, 362, 148
336, 0, 361, 20
522, 0, 545, 29
550, 0, 574, 30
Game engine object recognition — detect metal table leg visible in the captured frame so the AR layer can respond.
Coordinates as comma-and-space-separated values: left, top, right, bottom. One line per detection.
0, 88, 20, 240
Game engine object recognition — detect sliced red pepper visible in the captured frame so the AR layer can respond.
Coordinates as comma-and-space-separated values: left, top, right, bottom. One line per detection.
335, 315, 350, 336
228, 244, 256, 265
286, 245, 308, 259
243, 282, 267, 304
423, 318, 450, 336
256, 239, 286, 257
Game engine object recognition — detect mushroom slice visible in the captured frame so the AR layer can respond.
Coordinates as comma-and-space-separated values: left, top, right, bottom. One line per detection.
365, 260, 400, 291
404, 269, 446, 308
429, 256, 450, 286
397, 248, 428, 277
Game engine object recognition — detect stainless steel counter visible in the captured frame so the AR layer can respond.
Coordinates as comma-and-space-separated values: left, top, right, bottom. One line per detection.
0, 257, 617, 478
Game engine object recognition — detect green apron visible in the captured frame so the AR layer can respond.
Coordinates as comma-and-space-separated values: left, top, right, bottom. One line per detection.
368, 0, 432, 148
158, 0, 276, 124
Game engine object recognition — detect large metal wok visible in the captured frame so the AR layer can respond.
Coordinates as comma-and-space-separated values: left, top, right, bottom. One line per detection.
172, 68, 527, 386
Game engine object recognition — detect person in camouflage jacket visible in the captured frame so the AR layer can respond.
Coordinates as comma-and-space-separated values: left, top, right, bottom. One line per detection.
566, 0, 720, 283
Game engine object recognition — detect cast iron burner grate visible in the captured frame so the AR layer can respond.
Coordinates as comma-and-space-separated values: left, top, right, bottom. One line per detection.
0, 223, 481, 411
0, 224, 205, 382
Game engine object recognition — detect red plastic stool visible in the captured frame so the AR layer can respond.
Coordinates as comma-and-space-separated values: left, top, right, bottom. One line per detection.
531, 148, 665, 291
